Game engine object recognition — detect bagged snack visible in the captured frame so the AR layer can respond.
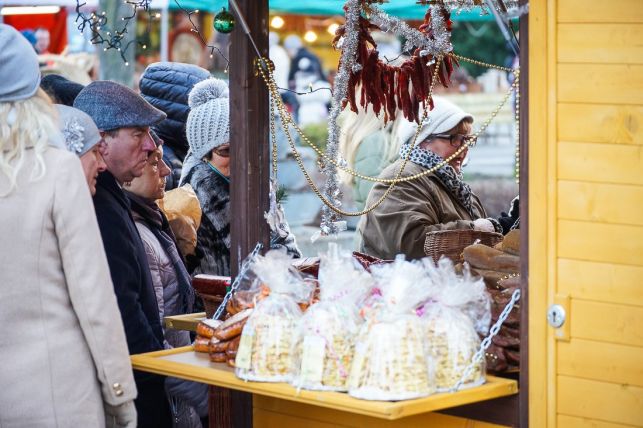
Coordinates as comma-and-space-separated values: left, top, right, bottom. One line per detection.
421, 258, 491, 391
347, 256, 434, 401
235, 250, 313, 382
291, 244, 373, 391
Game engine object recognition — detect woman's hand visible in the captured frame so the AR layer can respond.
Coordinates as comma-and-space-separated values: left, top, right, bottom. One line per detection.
104, 400, 137, 428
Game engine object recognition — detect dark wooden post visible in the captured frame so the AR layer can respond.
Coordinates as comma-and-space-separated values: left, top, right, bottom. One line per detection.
227, 0, 270, 427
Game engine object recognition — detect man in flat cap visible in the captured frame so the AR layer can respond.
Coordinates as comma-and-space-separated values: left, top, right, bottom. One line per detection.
74, 81, 172, 428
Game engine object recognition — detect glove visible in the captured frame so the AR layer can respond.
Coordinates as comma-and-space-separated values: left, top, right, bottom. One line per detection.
104, 400, 137, 428
473, 218, 495, 232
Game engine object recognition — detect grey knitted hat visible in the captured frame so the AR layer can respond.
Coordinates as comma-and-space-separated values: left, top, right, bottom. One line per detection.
55, 105, 102, 157
73, 80, 166, 131
0, 24, 41, 102
186, 78, 230, 159
399, 96, 474, 145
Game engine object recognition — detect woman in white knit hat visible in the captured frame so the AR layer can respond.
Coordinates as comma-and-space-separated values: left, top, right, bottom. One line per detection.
358, 96, 502, 260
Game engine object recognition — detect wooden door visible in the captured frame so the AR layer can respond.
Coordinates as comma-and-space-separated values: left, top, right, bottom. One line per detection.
529, 1, 643, 427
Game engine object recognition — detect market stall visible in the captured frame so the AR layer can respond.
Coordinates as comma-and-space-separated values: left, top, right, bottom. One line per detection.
123, 0, 529, 426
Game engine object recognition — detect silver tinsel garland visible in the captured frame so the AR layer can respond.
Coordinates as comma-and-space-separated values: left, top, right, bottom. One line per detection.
368, 3, 452, 57
319, 0, 455, 235
319, 0, 362, 235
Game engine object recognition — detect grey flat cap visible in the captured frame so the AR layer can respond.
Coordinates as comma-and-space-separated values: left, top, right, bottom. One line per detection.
73, 80, 166, 131
0, 24, 41, 102
55, 105, 102, 157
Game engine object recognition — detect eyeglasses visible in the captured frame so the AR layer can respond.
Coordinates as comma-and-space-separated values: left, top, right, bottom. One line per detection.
426, 133, 478, 148
213, 145, 230, 158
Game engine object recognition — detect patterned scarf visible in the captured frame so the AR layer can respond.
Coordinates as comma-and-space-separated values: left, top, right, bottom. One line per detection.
126, 191, 194, 314
400, 142, 476, 218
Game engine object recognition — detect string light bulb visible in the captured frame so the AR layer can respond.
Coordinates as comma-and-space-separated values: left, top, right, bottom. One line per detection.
270, 16, 284, 29
303, 30, 317, 43
327, 23, 339, 35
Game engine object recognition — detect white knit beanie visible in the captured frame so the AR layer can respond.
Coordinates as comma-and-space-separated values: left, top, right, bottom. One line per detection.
186, 78, 230, 159
398, 96, 474, 146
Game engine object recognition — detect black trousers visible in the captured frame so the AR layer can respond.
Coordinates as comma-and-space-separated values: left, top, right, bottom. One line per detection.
134, 371, 172, 428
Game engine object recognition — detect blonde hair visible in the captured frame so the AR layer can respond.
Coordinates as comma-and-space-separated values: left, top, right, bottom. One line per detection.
0, 89, 58, 197
337, 105, 405, 185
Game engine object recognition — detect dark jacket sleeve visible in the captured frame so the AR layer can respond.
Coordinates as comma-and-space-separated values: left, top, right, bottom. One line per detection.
94, 194, 163, 354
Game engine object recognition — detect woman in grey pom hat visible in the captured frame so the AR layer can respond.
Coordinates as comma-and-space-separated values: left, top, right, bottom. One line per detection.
179, 78, 301, 277
0, 24, 137, 427
179, 78, 233, 276
56, 104, 107, 195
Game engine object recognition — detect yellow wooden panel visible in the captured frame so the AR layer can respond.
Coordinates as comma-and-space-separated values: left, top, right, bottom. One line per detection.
558, 220, 643, 266
558, 142, 643, 186
558, 0, 643, 23
558, 24, 643, 64
558, 103, 643, 145
558, 258, 643, 307
558, 414, 642, 428
254, 408, 342, 428
253, 396, 509, 428
570, 300, 643, 347
558, 339, 643, 387
558, 181, 643, 226
130, 347, 518, 420
558, 64, 643, 105
558, 376, 643, 426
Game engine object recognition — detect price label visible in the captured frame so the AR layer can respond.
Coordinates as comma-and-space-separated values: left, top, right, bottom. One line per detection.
235, 328, 254, 370
300, 336, 326, 384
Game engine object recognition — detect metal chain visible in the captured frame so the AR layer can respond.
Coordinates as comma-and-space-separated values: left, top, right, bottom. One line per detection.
212, 243, 263, 320
256, 55, 520, 215
449, 52, 518, 73
266, 67, 520, 184
257, 56, 444, 216
450, 288, 521, 392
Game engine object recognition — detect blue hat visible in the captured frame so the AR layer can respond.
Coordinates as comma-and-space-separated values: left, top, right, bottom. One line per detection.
0, 24, 41, 102
41, 74, 85, 106
73, 80, 166, 131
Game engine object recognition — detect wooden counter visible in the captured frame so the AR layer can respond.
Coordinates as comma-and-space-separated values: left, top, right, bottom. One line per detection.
164, 312, 206, 332
131, 346, 518, 422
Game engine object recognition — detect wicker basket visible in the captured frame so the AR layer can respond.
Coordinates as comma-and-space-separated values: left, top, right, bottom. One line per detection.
424, 229, 503, 264
197, 292, 224, 318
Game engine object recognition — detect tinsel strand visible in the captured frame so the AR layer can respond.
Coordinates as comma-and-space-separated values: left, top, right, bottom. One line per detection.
319, 0, 363, 235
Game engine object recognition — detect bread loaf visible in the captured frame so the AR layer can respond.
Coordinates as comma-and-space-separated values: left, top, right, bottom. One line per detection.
463, 244, 520, 273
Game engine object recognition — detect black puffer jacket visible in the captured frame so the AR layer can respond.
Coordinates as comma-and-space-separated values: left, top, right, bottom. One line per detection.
139, 62, 210, 162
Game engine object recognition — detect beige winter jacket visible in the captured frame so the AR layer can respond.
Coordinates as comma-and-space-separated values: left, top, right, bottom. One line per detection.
0, 147, 136, 427
358, 159, 487, 260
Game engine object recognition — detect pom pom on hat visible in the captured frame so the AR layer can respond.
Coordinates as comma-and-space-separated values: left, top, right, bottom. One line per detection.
188, 78, 229, 109
186, 78, 230, 160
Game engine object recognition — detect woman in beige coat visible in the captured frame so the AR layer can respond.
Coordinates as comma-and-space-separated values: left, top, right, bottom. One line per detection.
0, 24, 137, 427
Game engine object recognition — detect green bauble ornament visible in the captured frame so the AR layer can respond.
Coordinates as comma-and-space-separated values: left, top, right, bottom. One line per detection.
214, 8, 235, 34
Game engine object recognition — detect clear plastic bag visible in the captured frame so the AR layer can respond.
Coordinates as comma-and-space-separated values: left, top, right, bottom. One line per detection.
421, 258, 491, 392
347, 256, 434, 401
291, 244, 373, 391
235, 250, 313, 382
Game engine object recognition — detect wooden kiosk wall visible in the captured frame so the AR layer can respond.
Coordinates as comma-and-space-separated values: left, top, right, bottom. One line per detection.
528, 1, 643, 427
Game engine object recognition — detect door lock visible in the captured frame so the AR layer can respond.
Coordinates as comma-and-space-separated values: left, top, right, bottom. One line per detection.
547, 304, 566, 328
